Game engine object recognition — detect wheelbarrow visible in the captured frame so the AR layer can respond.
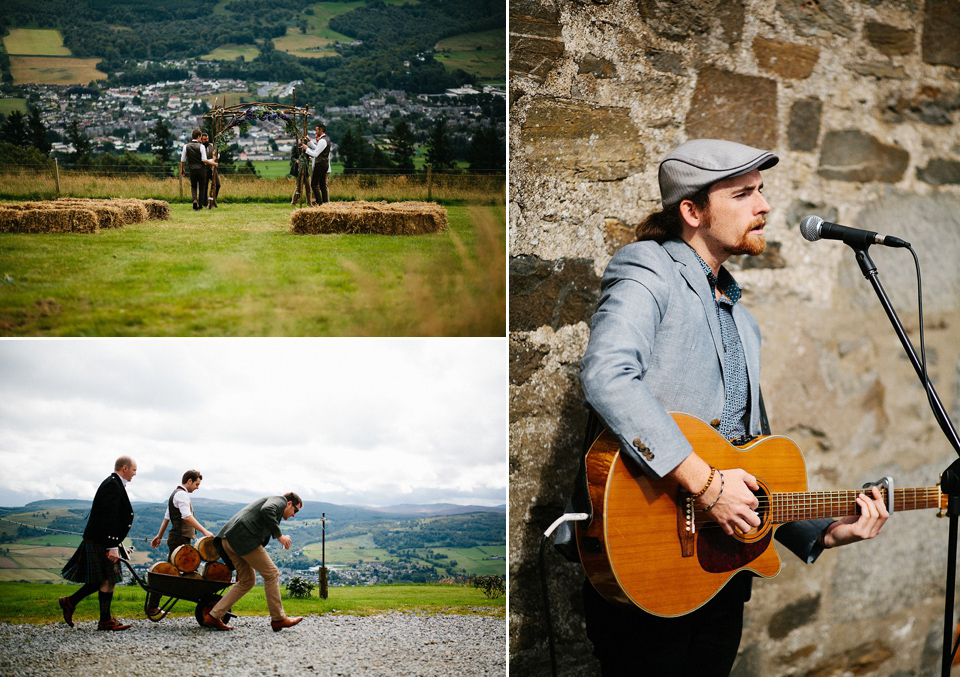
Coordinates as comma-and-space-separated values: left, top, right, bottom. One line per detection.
120, 558, 235, 627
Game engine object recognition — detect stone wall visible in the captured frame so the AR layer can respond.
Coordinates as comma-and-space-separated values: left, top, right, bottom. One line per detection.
509, 0, 960, 675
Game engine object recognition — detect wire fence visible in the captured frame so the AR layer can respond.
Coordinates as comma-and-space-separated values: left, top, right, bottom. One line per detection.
0, 162, 505, 202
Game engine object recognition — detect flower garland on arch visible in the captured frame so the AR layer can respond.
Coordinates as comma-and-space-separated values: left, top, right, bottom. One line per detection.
202, 101, 313, 154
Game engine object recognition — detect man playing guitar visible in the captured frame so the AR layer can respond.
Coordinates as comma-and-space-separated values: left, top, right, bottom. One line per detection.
578, 138, 890, 676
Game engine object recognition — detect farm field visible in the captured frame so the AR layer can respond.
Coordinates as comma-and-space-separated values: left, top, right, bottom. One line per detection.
0, 200, 505, 336
0, 98, 27, 116
2, 28, 71, 56
434, 29, 506, 83
201, 44, 261, 62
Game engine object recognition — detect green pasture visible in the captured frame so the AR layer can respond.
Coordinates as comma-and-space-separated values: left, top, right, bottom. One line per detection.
0, 580, 504, 625
434, 29, 505, 82
201, 44, 261, 62
0, 201, 505, 336
0, 98, 28, 116
2, 28, 71, 56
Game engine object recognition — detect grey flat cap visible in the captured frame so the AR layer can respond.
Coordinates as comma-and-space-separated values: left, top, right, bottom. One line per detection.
658, 139, 778, 207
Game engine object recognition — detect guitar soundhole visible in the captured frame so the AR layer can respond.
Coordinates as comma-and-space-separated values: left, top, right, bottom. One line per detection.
697, 480, 773, 573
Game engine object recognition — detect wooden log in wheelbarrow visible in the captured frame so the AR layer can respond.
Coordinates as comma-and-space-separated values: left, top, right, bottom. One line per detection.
121, 558, 236, 627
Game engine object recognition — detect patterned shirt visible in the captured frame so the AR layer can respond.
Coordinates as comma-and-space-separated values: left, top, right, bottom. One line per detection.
689, 247, 749, 440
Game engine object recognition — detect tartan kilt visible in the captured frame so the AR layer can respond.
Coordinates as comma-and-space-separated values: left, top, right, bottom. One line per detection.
62, 540, 123, 585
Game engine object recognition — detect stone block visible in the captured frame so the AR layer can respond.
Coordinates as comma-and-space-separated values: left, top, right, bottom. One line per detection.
509, 0, 564, 84
509, 255, 601, 331
864, 21, 916, 57
917, 158, 960, 185
788, 98, 822, 151
817, 130, 909, 183
753, 37, 819, 79
921, 0, 960, 68
776, 0, 854, 37
646, 48, 686, 75
685, 67, 778, 150
883, 86, 960, 126
519, 97, 645, 181
767, 593, 820, 639
577, 53, 616, 79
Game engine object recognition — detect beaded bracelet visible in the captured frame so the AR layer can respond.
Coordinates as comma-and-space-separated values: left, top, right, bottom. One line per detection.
694, 467, 717, 498
704, 470, 725, 512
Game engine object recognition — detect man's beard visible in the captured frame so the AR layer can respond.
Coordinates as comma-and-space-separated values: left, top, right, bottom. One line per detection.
703, 212, 767, 257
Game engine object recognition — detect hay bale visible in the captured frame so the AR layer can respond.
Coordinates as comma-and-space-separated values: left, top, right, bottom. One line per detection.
0, 207, 99, 233
140, 199, 170, 220
4, 201, 123, 229
291, 201, 448, 235
56, 197, 148, 224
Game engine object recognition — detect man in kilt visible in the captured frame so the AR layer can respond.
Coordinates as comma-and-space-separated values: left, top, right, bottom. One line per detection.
58, 456, 137, 631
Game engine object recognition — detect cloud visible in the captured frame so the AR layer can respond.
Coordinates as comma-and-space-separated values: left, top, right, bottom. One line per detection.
0, 339, 506, 508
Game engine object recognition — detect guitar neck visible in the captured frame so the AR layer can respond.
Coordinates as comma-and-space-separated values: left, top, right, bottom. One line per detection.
771, 486, 942, 522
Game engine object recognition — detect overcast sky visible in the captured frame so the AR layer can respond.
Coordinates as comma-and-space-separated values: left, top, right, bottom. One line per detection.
0, 339, 506, 509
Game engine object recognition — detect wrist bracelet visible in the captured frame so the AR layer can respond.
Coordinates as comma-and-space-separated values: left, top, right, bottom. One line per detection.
694, 467, 717, 498
704, 470, 724, 512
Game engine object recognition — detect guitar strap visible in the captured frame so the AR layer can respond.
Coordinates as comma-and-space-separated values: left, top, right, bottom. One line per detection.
759, 388, 771, 436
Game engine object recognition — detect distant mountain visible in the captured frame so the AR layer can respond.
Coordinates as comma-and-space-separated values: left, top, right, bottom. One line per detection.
1, 499, 93, 513
358, 503, 506, 516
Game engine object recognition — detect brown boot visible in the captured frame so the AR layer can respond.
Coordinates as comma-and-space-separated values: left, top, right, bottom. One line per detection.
97, 618, 131, 631
58, 597, 75, 627
203, 612, 233, 631
270, 616, 303, 632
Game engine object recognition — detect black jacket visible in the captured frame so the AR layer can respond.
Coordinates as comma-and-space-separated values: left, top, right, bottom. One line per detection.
82, 473, 134, 548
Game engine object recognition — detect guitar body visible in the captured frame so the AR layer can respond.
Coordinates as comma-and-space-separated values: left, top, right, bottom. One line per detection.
576, 412, 809, 617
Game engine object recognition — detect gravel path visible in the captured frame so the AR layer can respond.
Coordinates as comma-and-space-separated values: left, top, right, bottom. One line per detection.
0, 612, 505, 677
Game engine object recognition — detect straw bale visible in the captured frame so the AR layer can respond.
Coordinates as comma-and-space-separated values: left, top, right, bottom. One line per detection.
141, 199, 171, 220
56, 197, 148, 224
0, 207, 99, 233
291, 201, 448, 235
3, 201, 123, 229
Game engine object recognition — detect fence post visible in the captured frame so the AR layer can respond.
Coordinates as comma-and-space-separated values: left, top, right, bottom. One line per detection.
53, 159, 61, 195
426, 164, 433, 201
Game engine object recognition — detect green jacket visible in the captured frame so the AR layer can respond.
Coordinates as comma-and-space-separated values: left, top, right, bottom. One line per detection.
218, 496, 286, 556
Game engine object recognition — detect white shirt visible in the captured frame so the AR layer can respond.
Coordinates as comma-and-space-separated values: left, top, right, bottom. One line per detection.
179, 141, 208, 164
304, 137, 330, 172
162, 485, 193, 520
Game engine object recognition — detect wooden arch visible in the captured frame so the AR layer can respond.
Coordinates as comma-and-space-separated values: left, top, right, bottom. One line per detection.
202, 93, 316, 207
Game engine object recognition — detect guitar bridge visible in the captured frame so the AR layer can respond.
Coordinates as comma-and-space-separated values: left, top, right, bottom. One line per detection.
677, 490, 695, 558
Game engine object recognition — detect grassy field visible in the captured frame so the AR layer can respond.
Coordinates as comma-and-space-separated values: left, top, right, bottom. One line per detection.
0, 580, 504, 625
434, 29, 505, 83
0, 198, 505, 336
9, 56, 107, 86
2, 28, 71, 56
0, 98, 28, 115
201, 44, 261, 62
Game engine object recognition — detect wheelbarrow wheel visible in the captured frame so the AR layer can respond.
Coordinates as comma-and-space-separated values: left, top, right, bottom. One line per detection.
195, 594, 222, 627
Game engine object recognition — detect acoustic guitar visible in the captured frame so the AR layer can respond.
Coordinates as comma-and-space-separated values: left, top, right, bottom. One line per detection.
575, 412, 946, 617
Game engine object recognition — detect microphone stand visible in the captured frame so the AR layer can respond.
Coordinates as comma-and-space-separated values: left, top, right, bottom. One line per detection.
851, 246, 960, 677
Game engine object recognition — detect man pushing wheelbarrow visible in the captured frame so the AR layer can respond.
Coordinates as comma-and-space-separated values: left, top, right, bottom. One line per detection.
202, 492, 304, 632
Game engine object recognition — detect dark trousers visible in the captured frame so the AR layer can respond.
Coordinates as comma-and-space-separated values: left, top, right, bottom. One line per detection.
206, 169, 220, 203
583, 574, 750, 677
189, 167, 207, 206
311, 161, 328, 204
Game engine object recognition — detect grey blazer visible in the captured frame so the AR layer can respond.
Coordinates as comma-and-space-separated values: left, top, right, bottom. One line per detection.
578, 238, 828, 563
218, 496, 286, 557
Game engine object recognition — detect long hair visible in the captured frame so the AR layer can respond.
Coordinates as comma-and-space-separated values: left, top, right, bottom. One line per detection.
636, 185, 710, 243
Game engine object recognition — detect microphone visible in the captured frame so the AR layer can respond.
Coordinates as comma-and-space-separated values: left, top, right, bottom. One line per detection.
799, 215, 910, 248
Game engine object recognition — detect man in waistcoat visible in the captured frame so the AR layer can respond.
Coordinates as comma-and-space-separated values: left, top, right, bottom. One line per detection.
59, 456, 137, 632
146, 469, 215, 619
302, 123, 331, 204
202, 492, 304, 632
179, 128, 217, 210
200, 132, 220, 208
